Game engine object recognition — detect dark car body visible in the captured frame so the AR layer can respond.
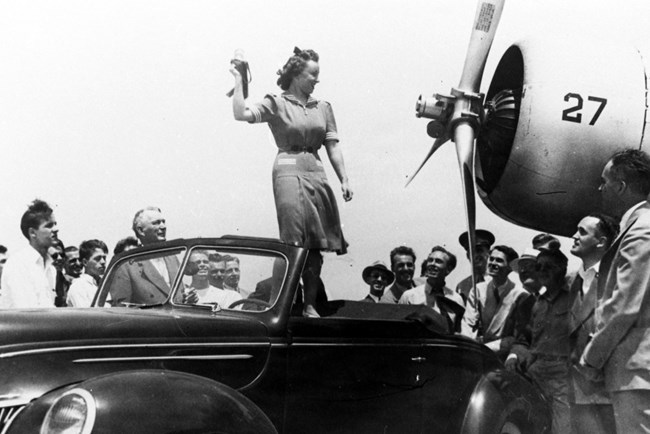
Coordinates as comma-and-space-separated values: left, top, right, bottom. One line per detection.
0, 236, 550, 433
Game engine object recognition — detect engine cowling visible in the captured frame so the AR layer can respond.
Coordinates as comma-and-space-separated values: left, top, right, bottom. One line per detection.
476, 38, 648, 236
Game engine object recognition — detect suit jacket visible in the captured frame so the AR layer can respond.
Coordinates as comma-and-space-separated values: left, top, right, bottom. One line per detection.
109, 255, 180, 306
568, 272, 610, 403
583, 201, 650, 392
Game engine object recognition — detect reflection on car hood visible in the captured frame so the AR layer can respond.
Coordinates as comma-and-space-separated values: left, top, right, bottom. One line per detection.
0, 307, 269, 351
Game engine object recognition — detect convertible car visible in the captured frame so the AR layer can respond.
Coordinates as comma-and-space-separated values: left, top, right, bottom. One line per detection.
0, 236, 550, 433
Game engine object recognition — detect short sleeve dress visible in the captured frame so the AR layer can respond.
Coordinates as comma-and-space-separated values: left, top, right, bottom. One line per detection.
249, 92, 347, 254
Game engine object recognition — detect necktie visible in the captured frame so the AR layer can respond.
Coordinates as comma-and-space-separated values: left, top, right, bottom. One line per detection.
492, 285, 501, 305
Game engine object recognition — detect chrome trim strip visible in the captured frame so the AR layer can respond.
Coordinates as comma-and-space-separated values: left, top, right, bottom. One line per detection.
0, 396, 20, 403
0, 342, 270, 359
73, 354, 253, 363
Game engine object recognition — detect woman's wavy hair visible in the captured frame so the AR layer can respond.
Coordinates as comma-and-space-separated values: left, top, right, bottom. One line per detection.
276, 47, 319, 91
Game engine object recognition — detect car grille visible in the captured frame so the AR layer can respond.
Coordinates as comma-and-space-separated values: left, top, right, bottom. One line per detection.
0, 405, 25, 432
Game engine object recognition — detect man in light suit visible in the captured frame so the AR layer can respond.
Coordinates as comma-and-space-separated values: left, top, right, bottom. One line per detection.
109, 207, 181, 306
577, 149, 650, 433
568, 213, 618, 434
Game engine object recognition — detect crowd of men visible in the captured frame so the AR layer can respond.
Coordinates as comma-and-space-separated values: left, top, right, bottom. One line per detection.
1, 149, 650, 433
357, 149, 650, 434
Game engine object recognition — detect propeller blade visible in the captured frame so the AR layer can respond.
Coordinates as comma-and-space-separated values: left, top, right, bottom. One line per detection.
458, 0, 506, 92
454, 123, 477, 296
405, 135, 449, 187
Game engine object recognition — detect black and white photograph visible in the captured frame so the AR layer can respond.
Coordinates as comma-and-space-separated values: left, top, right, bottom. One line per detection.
1, 0, 649, 432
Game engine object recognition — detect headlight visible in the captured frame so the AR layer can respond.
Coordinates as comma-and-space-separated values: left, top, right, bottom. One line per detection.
40, 388, 96, 434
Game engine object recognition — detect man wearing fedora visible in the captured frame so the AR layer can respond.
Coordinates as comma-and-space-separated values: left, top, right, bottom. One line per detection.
455, 229, 495, 304
511, 248, 543, 296
360, 261, 394, 303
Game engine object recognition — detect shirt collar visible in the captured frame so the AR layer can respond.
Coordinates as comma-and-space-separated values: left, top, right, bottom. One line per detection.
489, 277, 514, 298
27, 245, 53, 268
367, 293, 381, 303
578, 261, 599, 280
80, 273, 98, 286
620, 201, 647, 230
281, 92, 318, 107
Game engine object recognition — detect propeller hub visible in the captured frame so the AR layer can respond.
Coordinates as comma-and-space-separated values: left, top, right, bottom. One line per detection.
415, 94, 454, 120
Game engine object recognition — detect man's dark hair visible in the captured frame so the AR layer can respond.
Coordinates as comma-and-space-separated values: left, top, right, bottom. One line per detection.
532, 233, 561, 251
430, 246, 457, 272
491, 245, 519, 265
208, 253, 223, 262
609, 148, 650, 196
113, 236, 139, 255
537, 248, 568, 274
64, 246, 78, 254
79, 239, 108, 262
20, 199, 53, 240
0, 245, 7, 255
587, 212, 619, 249
220, 255, 240, 264
389, 246, 416, 268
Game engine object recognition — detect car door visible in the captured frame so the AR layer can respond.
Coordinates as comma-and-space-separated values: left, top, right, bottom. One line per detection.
284, 316, 425, 433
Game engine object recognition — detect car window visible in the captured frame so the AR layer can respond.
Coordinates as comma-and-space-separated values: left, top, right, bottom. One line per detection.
95, 248, 186, 307
174, 248, 287, 312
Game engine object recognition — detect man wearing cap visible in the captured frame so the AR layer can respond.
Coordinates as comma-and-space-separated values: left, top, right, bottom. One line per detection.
511, 248, 543, 296
567, 213, 618, 434
532, 233, 561, 251
399, 246, 465, 333
455, 229, 495, 304
463, 245, 532, 359
380, 246, 417, 304
506, 249, 573, 434
360, 261, 395, 303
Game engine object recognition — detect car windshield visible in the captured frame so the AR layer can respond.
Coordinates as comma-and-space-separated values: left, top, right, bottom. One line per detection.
95, 246, 286, 313
174, 247, 286, 312
95, 248, 187, 308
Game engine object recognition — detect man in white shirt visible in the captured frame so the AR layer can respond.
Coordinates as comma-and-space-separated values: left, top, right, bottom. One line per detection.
399, 246, 465, 333
222, 255, 249, 298
0, 199, 59, 308
66, 240, 108, 307
183, 250, 241, 308
463, 245, 532, 359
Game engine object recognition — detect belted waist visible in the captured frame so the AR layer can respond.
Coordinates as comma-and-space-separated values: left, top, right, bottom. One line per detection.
289, 146, 316, 153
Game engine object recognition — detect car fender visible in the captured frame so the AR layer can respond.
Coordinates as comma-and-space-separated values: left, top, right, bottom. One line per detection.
460, 370, 551, 434
5, 369, 277, 434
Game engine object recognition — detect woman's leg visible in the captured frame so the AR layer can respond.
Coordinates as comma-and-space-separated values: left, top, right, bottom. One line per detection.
302, 249, 323, 317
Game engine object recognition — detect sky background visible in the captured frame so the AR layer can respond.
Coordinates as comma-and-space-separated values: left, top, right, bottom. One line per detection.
2, 0, 649, 299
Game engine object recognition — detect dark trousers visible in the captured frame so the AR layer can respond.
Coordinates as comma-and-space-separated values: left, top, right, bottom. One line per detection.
570, 403, 616, 434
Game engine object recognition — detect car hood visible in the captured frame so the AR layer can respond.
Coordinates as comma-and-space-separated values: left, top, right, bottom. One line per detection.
0, 307, 269, 350
0, 307, 272, 408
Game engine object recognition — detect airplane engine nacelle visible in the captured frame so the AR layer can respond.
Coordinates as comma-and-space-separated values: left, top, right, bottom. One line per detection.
476, 38, 648, 236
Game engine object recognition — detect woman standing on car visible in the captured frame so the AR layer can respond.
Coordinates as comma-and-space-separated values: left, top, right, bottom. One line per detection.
230, 47, 352, 317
